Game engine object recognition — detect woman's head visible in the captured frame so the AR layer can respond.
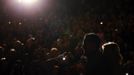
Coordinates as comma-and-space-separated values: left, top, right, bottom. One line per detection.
102, 42, 123, 64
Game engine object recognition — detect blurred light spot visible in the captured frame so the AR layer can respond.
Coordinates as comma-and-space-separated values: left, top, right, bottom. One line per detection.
54, 65, 59, 68
17, 40, 21, 43
62, 57, 66, 61
115, 29, 118, 32
100, 22, 103, 25
1, 57, 6, 61
8, 21, 12, 24
10, 48, 16, 52
19, 22, 22, 25
17, 0, 38, 5
21, 43, 24, 46
126, 73, 129, 75
32, 37, 35, 40
57, 38, 61, 42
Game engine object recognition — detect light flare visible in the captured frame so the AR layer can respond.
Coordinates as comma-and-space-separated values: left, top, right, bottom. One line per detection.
18, 0, 38, 5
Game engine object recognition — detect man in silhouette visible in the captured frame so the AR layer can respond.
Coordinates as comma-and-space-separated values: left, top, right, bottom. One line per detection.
82, 33, 102, 75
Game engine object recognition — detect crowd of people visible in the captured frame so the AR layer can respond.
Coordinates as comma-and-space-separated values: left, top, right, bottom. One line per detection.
0, 14, 134, 75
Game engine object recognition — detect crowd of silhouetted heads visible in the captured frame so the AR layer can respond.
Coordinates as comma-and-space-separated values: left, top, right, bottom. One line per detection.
0, 32, 133, 75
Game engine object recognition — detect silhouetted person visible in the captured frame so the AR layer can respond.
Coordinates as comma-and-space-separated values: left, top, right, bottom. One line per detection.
82, 33, 102, 75
102, 42, 123, 75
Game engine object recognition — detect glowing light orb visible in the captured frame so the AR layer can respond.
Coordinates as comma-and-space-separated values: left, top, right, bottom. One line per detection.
1, 57, 6, 61
126, 73, 129, 75
18, 0, 38, 5
62, 57, 66, 61
10, 49, 16, 52
13, 0, 41, 15
6, 0, 49, 16
100, 22, 103, 25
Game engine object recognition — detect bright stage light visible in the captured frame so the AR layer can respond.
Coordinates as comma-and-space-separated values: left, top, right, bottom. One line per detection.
6, 0, 50, 16
17, 0, 38, 5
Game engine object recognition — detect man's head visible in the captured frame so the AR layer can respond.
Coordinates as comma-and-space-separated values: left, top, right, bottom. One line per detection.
82, 33, 101, 54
